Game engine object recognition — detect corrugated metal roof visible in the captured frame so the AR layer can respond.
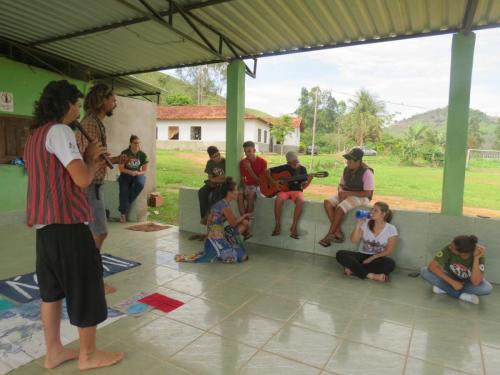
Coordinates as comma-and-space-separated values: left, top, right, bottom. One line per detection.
0, 0, 499, 78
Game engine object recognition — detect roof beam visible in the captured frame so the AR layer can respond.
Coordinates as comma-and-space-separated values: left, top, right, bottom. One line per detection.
26, 0, 233, 47
461, 0, 479, 34
103, 23, 500, 78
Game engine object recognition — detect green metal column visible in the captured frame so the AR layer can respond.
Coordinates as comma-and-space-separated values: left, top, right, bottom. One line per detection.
225, 60, 245, 180
441, 32, 476, 216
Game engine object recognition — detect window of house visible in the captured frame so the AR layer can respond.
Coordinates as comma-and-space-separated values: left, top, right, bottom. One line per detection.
264, 130, 267, 143
0, 116, 31, 164
168, 126, 179, 140
190, 126, 202, 140
258, 129, 262, 142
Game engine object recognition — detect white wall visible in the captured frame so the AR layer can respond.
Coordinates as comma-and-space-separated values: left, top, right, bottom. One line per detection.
157, 118, 272, 152
103, 96, 157, 221
157, 119, 226, 142
284, 127, 300, 146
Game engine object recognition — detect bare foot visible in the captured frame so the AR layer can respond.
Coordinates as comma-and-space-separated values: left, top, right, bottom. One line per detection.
78, 350, 124, 371
44, 347, 79, 369
104, 283, 116, 294
271, 225, 281, 236
344, 268, 353, 276
367, 273, 387, 282
119, 214, 126, 223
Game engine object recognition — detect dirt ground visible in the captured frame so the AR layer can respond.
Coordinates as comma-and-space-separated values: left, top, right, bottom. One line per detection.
176, 152, 500, 219
306, 184, 500, 219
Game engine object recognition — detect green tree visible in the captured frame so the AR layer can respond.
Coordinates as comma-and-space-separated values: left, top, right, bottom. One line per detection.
467, 117, 484, 149
271, 114, 294, 156
176, 63, 227, 104
495, 122, 500, 150
340, 89, 387, 146
294, 86, 344, 150
163, 93, 193, 106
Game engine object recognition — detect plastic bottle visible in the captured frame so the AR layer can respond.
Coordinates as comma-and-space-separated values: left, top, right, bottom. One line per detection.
355, 210, 371, 219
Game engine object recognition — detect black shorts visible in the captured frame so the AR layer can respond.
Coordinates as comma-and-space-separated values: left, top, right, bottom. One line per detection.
36, 224, 107, 327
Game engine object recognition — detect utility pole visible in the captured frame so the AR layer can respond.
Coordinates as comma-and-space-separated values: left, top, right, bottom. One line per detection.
310, 87, 319, 171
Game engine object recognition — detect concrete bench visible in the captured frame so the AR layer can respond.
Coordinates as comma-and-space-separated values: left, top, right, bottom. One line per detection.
179, 187, 500, 283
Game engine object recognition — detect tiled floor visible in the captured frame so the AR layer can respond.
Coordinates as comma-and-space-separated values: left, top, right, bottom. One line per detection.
2, 222, 500, 375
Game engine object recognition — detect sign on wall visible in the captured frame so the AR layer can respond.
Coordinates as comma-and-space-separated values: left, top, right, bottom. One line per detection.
0, 92, 13, 112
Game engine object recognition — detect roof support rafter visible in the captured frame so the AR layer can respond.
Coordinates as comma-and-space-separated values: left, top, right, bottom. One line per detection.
461, 0, 479, 34
26, 0, 233, 47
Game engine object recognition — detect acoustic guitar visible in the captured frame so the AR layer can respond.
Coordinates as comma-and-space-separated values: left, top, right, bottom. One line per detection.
259, 170, 329, 198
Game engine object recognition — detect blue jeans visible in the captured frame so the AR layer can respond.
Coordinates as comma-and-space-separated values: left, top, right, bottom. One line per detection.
420, 267, 493, 298
118, 174, 146, 215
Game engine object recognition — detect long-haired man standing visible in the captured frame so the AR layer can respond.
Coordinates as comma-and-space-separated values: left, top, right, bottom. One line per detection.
75, 84, 123, 288
24, 80, 123, 370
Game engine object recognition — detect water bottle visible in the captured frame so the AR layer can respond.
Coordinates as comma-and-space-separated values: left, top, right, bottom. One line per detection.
355, 210, 371, 219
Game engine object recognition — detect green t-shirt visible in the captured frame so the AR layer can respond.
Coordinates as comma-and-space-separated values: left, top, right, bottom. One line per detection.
434, 246, 485, 281
121, 148, 148, 172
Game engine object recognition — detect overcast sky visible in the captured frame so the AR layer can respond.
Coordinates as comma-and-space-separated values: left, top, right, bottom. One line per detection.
241, 28, 500, 121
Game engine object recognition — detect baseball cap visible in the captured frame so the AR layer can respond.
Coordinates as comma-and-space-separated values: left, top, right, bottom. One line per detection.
343, 147, 364, 161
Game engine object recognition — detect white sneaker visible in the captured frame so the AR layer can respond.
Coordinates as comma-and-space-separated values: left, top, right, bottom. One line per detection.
459, 293, 480, 305
432, 286, 447, 295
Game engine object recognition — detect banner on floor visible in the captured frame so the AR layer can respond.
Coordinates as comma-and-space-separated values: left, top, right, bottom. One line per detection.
0, 254, 141, 303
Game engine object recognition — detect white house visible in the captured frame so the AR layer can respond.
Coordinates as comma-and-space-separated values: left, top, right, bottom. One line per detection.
156, 105, 302, 153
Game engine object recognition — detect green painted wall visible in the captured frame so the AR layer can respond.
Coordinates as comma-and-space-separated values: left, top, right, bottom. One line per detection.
0, 57, 88, 117
0, 165, 27, 211
0, 57, 88, 215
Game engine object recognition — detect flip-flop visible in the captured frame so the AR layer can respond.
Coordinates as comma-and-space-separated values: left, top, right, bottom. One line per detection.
244, 233, 253, 241
318, 239, 331, 247
290, 232, 299, 240
271, 229, 281, 236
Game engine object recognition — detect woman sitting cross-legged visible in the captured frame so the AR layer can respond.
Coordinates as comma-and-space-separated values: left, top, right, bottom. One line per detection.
335, 202, 398, 282
175, 177, 251, 263
420, 235, 492, 305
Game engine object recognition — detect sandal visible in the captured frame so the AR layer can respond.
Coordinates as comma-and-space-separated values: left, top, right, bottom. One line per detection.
244, 233, 253, 241
290, 232, 299, 240
327, 232, 345, 243
318, 238, 331, 247
271, 228, 281, 236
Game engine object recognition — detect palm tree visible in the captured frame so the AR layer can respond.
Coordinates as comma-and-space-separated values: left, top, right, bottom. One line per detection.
341, 89, 386, 146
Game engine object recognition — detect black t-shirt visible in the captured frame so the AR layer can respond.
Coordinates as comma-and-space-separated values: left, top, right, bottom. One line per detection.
204, 158, 225, 177
270, 164, 307, 191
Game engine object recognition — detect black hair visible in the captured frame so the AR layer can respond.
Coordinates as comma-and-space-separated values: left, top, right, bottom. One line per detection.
220, 177, 237, 198
32, 80, 83, 129
207, 145, 219, 157
368, 201, 393, 231
130, 134, 139, 143
243, 141, 255, 148
453, 235, 478, 254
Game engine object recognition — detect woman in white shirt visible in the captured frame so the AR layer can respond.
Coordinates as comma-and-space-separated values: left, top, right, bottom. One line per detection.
335, 202, 398, 282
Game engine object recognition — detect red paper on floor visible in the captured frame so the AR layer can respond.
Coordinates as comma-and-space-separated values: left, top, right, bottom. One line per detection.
138, 293, 184, 312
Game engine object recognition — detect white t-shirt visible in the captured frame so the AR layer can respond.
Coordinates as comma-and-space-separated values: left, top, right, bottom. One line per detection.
35, 124, 84, 229
358, 221, 398, 255
45, 124, 83, 166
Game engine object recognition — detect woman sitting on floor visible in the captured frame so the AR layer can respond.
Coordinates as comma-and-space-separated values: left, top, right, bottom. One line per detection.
335, 202, 398, 282
420, 235, 492, 305
176, 177, 251, 263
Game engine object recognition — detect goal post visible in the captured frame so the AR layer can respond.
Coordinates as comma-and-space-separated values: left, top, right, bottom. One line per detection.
466, 148, 500, 168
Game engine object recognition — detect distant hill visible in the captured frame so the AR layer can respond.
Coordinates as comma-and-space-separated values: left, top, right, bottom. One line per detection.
386, 107, 499, 148
133, 71, 271, 117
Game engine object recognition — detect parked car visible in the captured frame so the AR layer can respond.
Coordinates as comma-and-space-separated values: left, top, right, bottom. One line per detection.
306, 145, 319, 155
358, 146, 377, 156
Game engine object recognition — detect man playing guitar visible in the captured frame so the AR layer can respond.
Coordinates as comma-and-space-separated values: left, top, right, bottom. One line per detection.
266, 151, 312, 239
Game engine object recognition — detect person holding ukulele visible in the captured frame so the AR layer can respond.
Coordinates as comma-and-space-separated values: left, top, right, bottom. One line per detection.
266, 151, 312, 239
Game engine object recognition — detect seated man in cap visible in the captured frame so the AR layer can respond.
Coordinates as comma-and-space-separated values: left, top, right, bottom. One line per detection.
198, 146, 225, 225
318, 147, 374, 247
266, 151, 312, 239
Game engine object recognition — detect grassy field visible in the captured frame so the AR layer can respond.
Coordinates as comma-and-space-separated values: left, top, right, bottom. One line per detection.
149, 150, 500, 224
